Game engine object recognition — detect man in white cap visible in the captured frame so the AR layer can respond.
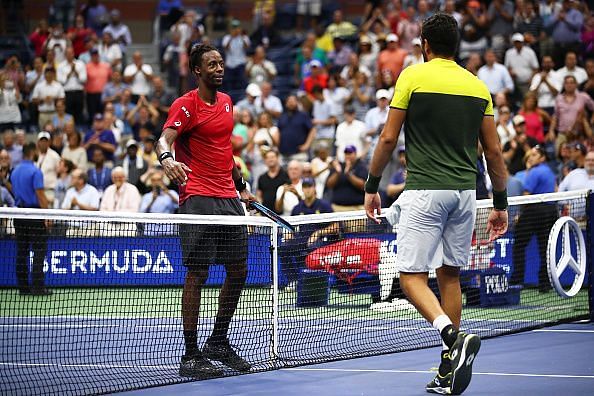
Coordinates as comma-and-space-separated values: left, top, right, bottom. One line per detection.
403, 38, 425, 69
364, 89, 391, 161
504, 33, 539, 98
376, 33, 407, 86
235, 83, 263, 119
35, 131, 61, 205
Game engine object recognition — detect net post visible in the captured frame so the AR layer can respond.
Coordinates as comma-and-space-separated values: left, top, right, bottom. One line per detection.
586, 191, 594, 321
270, 223, 279, 358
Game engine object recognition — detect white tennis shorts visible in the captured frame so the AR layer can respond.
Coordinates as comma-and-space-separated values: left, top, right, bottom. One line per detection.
390, 190, 476, 273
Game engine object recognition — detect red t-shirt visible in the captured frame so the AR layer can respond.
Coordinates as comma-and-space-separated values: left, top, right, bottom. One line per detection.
163, 90, 236, 203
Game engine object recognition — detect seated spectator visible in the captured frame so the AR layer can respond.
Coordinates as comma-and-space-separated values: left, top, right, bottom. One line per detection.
103, 104, 124, 143
250, 10, 280, 49
327, 36, 354, 74
235, 83, 263, 119
303, 60, 329, 94
325, 145, 367, 212
275, 160, 304, 216
556, 51, 588, 85
477, 49, 514, 97
465, 52, 483, 75
277, 95, 315, 163
35, 131, 61, 206
100, 166, 141, 212
340, 53, 371, 83
530, 55, 562, 115
581, 59, 594, 100
245, 46, 277, 85
376, 33, 407, 86
311, 85, 337, 150
221, 19, 250, 93
87, 148, 112, 194
126, 96, 159, 141
325, 9, 357, 39
114, 89, 135, 133
0, 175, 15, 208
403, 38, 424, 68
31, 67, 65, 131
62, 169, 100, 210
51, 99, 73, 130
78, 36, 98, 64
99, 31, 123, 72
254, 81, 282, 120
348, 71, 374, 121
102, 9, 132, 57
61, 129, 88, 171
54, 158, 76, 209
117, 139, 148, 188
559, 149, 594, 191
124, 52, 153, 102
502, 115, 539, 174
83, 113, 116, 162
140, 169, 178, 214
496, 105, 516, 146
386, 146, 407, 203
519, 91, 551, 143
141, 135, 159, 167
335, 106, 367, 162
364, 89, 391, 160
257, 149, 289, 212
86, 48, 112, 119
0, 149, 12, 193
358, 35, 378, 77
67, 14, 93, 57
310, 141, 333, 199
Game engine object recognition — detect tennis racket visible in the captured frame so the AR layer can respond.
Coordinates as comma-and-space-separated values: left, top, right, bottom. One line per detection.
243, 200, 295, 232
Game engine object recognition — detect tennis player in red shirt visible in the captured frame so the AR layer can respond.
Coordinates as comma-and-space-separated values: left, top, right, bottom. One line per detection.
157, 43, 254, 378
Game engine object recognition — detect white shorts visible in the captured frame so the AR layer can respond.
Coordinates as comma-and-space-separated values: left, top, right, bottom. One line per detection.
390, 190, 476, 273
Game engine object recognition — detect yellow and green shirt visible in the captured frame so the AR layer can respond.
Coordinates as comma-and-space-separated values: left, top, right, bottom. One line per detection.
390, 58, 494, 190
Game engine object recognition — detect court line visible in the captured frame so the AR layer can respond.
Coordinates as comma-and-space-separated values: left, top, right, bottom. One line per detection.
0, 362, 177, 370
283, 367, 594, 379
532, 329, 594, 333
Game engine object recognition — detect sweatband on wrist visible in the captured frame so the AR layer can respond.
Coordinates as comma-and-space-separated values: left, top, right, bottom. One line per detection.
492, 189, 508, 210
364, 174, 382, 194
158, 151, 173, 164
234, 176, 247, 192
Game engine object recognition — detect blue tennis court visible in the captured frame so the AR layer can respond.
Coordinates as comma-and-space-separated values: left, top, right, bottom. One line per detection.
118, 321, 594, 396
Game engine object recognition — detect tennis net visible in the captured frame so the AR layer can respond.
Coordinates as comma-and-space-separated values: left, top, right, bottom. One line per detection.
0, 190, 592, 395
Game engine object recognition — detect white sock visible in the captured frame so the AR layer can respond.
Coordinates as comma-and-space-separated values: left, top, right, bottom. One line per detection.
442, 341, 449, 351
432, 314, 453, 333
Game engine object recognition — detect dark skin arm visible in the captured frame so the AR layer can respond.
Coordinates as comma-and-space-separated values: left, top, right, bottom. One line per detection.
156, 127, 192, 185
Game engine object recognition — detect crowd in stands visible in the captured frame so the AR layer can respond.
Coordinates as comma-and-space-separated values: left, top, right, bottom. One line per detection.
2, 0, 594, 223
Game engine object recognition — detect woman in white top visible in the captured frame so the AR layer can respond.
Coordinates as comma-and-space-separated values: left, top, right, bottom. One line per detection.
247, 111, 279, 191
98, 31, 123, 72
0, 72, 22, 128
61, 129, 88, 171
496, 106, 516, 146
323, 75, 350, 123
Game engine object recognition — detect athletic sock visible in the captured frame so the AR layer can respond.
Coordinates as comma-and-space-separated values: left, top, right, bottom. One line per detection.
183, 330, 198, 357
209, 319, 230, 344
438, 349, 451, 377
432, 315, 458, 349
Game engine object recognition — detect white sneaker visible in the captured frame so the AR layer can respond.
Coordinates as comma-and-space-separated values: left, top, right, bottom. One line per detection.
370, 298, 414, 312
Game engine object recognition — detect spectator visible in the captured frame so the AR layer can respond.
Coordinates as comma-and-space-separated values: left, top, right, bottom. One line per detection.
396, 5, 421, 53
0, 72, 22, 131
250, 10, 280, 49
403, 38, 424, 68
302, 60, 329, 96
235, 83, 263, 119
581, 59, 594, 100
62, 168, 100, 210
102, 9, 132, 57
278, 95, 315, 163
35, 131, 61, 205
325, 9, 357, 39
529, 55, 562, 114
358, 35, 378, 77
458, 1, 489, 61
25, 56, 46, 102
556, 51, 587, 85
385, 146, 407, 204
511, 145, 557, 293
83, 113, 116, 162
478, 49, 515, 97
98, 31, 123, 72
322, 75, 350, 124
376, 33, 408, 86
44, 23, 69, 64
247, 112, 279, 191
254, 81, 283, 120
327, 37, 354, 74
364, 89, 391, 160
86, 147, 112, 194
502, 114, 539, 174
162, 31, 184, 94
54, 158, 76, 209
67, 14, 93, 57
348, 71, 374, 121
126, 96, 159, 141
519, 91, 550, 143
325, 145, 367, 212
311, 86, 337, 151
505, 33, 540, 99
0, 169, 15, 207
222, 19, 250, 93
140, 168, 178, 210
257, 149, 289, 212
465, 52, 483, 76
29, 19, 51, 57
559, 149, 594, 191
2, 130, 22, 167
78, 35, 98, 64
245, 46, 277, 85
56, 47, 85, 125
513, 0, 543, 52
86, 48, 112, 118
340, 53, 371, 83
487, 0, 515, 57
44, 48, 59, 71
80, 0, 109, 36
123, 52, 153, 102
31, 67, 65, 131
101, 70, 128, 104
141, 135, 159, 167
100, 166, 141, 212
583, 13, 594, 60
113, 88, 135, 129
549, 75, 594, 150
309, 141, 332, 199
0, 149, 12, 193
496, 105, 516, 146
61, 130, 87, 171
148, 76, 175, 125
335, 106, 366, 162
117, 139, 148, 188
546, 0, 583, 68
275, 160, 303, 216
295, 32, 328, 83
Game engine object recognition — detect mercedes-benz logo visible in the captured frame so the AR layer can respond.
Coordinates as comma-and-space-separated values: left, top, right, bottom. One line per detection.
547, 216, 586, 298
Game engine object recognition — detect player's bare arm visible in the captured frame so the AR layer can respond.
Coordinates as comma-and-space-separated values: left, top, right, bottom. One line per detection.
232, 162, 256, 202
156, 127, 192, 186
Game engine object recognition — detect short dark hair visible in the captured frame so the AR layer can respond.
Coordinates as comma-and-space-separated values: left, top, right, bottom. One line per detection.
421, 13, 459, 58
61, 158, 76, 173
189, 43, 220, 74
22, 142, 37, 157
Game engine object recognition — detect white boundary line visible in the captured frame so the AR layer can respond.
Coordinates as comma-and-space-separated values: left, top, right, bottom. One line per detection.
282, 367, 594, 379
532, 329, 594, 333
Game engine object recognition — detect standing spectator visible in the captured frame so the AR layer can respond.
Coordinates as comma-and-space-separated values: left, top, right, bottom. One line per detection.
98, 31, 123, 72
117, 139, 148, 187
514, 0, 543, 54
364, 89, 391, 161
511, 145, 557, 292
221, 20, 250, 93
245, 46, 277, 85
250, 10, 280, 49
275, 160, 304, 216
124, 52, 153, 102
403, 38, 424, 68
477, 49, 515, 97
35, 131, 61, 206
326, 9, 357, 38
0, 72, 22, 131
61, 168, 101, 211
340, 51, 371, 83
310, 141, 333, 199
376, 33, 408, 85
302, 60, 329, 94
323, 75, 350, 124
2, 130, 22, 167
102, 9, 132, 57
348, 71, 374, 122
486, 0, 515, 57
100, 166, 141, 212
582, 13, 594, 60
311, 86, 337, 150
257, 149, 289, 212
335, 106, 367, 162
57, 47, 86, 125
162, 31, 183, 93
518, 92, 550, 143
247, 112, 279, 191
67, 14, 93, 57
235, 83, 263, 119
358, 35, 378, 77
44, 24, 69, 64
458, 0, 489, 62
10, 142, 51, 296
80, 0, 109, 36
327, 37, 354, 74
254, 81, 282, 120
101, 70, 128, 104
126, 96, 159, 141
529, 55, 562, 114
546, 0, 584, 68
31, 67, 65, 130
86, 48, 112, 118
87, 147, 112, 194
61, 130, 88, 171
148, 76, 175, 124
78, 36, 98, 64
556, 51, 587, 85
54, 158, 76, 209
29, 19, 51, 57
83, 113, 116, 162
295, 32, 328, 83
277, 95, 315, 163
504, 33, 540, 99
326, 145, 367, 211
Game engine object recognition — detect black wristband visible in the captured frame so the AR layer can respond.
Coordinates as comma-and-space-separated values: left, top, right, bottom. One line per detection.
158, 151, 173, 164
235, 176, 247, 192
492, 189, 508, 210
364, 174, 382, 194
